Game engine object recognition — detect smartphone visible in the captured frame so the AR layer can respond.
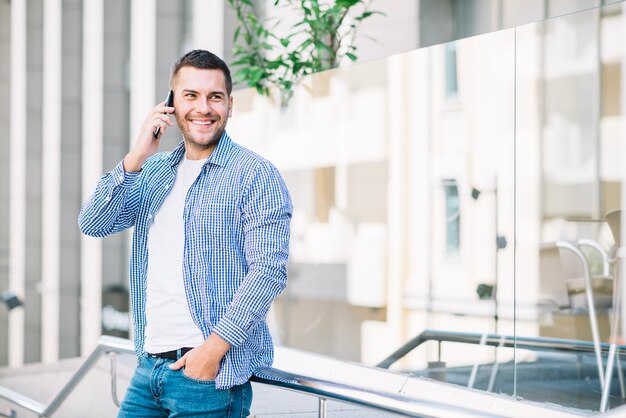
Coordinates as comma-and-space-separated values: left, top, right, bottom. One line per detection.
153, 90, 174, 139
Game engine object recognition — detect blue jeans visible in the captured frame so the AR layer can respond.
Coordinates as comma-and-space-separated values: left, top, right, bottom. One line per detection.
118, 354, 252, 417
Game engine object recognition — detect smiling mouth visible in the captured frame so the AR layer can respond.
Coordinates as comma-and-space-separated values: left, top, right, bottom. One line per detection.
191, 120, 215, 126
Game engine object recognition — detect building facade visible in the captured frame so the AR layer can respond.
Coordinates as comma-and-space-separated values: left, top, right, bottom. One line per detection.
0, 0, 622, 380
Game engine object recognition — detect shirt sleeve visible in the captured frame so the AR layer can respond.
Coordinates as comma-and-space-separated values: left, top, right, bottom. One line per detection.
78, 160, 142, 237
212, 161, 292, 347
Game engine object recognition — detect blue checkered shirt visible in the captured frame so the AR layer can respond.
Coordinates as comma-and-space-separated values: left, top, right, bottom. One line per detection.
78, 132, 292, 389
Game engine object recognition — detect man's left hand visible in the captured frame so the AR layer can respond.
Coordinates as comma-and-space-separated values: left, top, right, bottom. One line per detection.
169, 333, 231, 380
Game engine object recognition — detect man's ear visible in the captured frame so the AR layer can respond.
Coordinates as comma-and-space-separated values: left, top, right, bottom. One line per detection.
228, 96, 233, 118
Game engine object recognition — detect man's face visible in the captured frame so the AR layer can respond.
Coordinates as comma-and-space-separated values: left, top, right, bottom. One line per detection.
171, 66, 232, 156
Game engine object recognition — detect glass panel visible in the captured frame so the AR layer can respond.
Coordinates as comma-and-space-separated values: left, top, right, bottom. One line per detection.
515, 2, 626, 412
394, 29, 516, 392
231, 26, 517, 395
230, 2, 626, 413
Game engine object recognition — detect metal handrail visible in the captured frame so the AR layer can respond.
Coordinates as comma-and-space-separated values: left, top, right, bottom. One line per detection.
376, 329, 626, 369
0, 336, 134, 417
377, 329, 626, 414
250, 368, 500, 418
0, 335, 496, 418
1, 334, 624, 417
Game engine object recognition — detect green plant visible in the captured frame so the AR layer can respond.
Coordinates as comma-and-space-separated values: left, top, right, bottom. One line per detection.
227, 0, 383, 108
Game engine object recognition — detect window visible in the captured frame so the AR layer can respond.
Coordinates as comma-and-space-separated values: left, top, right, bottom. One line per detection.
443, 179, 461, 254
445, 43, 458, 98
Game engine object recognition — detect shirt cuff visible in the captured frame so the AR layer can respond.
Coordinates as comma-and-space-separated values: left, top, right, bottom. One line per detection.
114, 160, 140, 188
213, 316, 249, 348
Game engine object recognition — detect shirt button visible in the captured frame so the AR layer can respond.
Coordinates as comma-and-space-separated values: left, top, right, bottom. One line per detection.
117, 175, 124, 182
148, 214, 153, 219
164, 184, 170, 190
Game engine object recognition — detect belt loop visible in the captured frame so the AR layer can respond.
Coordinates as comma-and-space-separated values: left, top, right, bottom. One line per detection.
176, 348, 182, 360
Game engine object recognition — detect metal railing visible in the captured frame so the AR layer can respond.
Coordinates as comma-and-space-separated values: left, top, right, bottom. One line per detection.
0, 335, 499, 418
1, 333, 624, 417
0, 336, 134, 417
251, 367, 500, 418
377, 329, 625, 369
377, 329, 626, 414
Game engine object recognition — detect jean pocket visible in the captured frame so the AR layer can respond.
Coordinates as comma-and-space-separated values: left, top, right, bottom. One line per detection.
181, 368, 217, 385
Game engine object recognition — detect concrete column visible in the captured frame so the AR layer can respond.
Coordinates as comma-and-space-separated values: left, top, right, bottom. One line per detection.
407, 48, 433, 317
193, 0, 224, 56
386, 54, 410, 350
0, 0, 11, 368
9, 0, 27, 367
41, 0, 62, 363
81, 0, 104, 355
618, 5, 626, 338
130, 0, 156, 146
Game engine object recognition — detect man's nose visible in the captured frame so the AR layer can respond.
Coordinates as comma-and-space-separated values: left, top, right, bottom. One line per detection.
198, 98, 212, 114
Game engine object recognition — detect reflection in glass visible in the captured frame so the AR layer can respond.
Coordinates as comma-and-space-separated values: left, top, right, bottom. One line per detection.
442, 179, 461, 254
229, 2, 626, 414
444, 43, 459, 99
232, 25, 516, 389
516, 3, 626, 412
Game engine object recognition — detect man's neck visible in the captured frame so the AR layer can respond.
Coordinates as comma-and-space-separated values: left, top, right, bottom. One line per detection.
184, 141, 217, 160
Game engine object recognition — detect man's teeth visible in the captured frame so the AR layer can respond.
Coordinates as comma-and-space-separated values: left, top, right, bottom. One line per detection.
192, 120, 213, 125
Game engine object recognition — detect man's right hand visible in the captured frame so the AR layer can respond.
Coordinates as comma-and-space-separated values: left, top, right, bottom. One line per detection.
123, 101, 175, 172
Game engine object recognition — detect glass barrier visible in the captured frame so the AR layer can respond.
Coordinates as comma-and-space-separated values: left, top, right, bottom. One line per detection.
229, 2, 626, 413
230, 24, 517, 389
515, 3, 625, 412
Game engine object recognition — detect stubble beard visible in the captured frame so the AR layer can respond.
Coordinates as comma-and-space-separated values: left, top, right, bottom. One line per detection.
182, 127, 224, 152
177, 115, 226, 153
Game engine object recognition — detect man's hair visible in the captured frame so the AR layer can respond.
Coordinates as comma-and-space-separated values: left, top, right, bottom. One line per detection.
170, 49, 232, 95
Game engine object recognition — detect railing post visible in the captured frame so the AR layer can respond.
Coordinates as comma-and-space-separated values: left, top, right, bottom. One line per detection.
109, 351, 121, 407
438, 340, 442, 362
318, 397, 327, 418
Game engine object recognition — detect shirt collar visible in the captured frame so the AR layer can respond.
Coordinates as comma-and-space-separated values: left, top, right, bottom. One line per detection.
206, 131, 233, 167
168, 141, 186, 166
167, 131, 233, 168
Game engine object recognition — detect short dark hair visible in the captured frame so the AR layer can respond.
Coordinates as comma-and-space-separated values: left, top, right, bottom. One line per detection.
170, 49, 232, 95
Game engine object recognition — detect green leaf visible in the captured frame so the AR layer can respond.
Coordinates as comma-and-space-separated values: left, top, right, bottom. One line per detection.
335, 0, 361, 8
354, 11, 372, 21
298, 38, 313, 49
345, 52, 357, 61
249, 67, 265, 83
313, 39, 332, 52
355, 10, 386, 21
267, 60, 283, 69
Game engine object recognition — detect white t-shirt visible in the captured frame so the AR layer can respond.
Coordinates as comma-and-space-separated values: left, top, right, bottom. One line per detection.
144, 155, 206, 353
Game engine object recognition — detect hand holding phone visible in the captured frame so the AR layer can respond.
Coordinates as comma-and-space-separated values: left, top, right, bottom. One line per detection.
153, 90, 174, 139
125, 90, 175, 172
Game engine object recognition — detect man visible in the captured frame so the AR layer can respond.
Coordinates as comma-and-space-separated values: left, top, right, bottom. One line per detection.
79, 50, 292, 417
